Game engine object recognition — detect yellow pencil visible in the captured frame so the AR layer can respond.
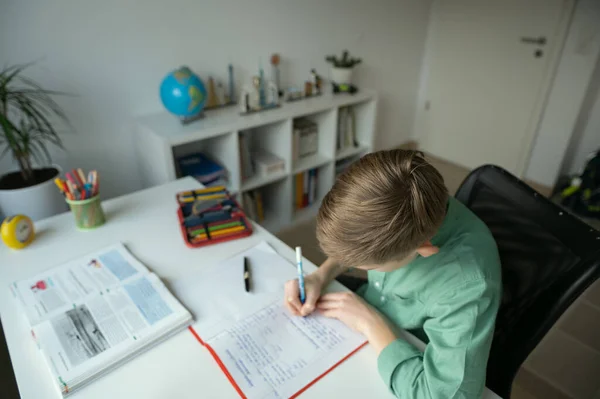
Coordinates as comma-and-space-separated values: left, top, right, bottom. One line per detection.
193, 225, 245, 240
179, 193, 227, 202
195, 186, 227, 194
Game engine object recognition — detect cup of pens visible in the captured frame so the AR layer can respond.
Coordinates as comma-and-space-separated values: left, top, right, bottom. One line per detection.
55, 169, 105, 231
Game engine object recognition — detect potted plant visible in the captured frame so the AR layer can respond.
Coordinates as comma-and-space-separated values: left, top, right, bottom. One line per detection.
0, 63, 71, 221
325, 50, 362, 88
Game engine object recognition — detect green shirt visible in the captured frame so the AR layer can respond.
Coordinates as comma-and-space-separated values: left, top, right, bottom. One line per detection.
359, 197, 502, 399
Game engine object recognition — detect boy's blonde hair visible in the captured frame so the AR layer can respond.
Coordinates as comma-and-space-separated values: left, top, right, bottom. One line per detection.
316, 150, 448, 266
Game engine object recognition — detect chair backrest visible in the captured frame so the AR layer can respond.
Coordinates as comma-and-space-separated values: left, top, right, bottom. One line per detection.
454, 165, 600, 398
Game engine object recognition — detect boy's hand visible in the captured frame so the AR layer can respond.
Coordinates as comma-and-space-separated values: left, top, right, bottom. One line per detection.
284, 273, 325, 317
317, 292, 397, 352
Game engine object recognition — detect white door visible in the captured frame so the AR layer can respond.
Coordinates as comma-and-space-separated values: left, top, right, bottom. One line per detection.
417, 0, 574, 175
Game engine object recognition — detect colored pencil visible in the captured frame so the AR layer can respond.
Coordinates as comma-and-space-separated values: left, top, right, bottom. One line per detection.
191, 225, 246, 241
76, 169, 86, 186
189, 221, 243, 236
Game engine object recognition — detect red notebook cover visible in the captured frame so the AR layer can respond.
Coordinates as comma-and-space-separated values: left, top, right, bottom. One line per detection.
188, 326, 368, 399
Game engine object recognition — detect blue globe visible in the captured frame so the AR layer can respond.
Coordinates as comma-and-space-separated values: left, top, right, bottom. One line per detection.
160, 66, 207, 118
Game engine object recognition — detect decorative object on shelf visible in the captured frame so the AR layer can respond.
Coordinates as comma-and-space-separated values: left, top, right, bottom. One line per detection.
202, 65, 237, 111
311, 69, 323, 95
259, 65, 267, 108
206, 77, 220, 109
293, 119, 318, 162
337, 107, 358, 151
294, 168, 318, 210
228, 64, 235, 104
0, 63, 71, 221
285, 87, 303, 102
325, 50, 361, 94
304, 82, 313, 97
177, 153, 228, 188
286, 69, 323, 103
160, 66, 207, 124
239, 65, 280, 115
1, 214, 35, 249
270, 53, 282, 97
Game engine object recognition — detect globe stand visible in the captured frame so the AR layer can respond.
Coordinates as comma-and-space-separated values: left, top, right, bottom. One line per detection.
180, 112, 206, 125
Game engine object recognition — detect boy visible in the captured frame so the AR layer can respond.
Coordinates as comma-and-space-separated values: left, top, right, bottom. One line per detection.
284, 150, 501, 399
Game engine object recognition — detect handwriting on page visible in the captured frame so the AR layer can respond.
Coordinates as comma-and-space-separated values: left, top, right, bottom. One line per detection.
208, 302, 358, 399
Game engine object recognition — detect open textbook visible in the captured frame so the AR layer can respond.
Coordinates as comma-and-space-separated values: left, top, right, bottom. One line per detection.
172, 242, 367, 399
10, 244, 192, 397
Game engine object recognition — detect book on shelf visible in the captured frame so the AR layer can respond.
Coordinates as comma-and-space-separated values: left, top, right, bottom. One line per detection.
239, 131, 255, 181
10, 244, 192, 397
336, 107, 358, 152
242, 190, 265, 223
293, 118, 318, 162
178, 153, 228, 187
294, 168, 319, 210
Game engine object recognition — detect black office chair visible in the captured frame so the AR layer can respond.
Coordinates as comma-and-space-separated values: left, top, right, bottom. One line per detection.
455, 165, 600, 399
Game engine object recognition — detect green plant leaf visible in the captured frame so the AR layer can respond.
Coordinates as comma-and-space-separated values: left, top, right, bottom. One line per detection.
0, 61, 71, 181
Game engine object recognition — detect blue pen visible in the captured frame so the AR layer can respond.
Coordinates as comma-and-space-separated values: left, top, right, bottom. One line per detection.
295, 246, 306, 304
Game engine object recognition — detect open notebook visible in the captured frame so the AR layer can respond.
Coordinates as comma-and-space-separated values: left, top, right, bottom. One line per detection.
10, 244, 192, 397
171, 242, 367, 399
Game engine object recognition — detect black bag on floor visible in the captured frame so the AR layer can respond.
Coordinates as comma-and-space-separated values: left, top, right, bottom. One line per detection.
559, 149, 600, 219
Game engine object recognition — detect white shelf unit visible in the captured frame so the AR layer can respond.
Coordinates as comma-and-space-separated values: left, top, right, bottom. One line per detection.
135, 90, 377, 234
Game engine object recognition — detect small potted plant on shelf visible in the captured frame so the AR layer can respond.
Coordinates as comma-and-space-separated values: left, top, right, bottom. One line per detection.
325, 50, 362, 94
0, 63, 71, 221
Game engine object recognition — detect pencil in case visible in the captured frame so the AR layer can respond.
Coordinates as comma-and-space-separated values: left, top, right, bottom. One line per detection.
176, 186, 253, 248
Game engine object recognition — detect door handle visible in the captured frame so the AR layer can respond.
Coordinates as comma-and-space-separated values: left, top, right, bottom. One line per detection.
520, 36, 547, 46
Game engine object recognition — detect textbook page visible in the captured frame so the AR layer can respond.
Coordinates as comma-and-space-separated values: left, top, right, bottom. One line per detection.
33, 273, 191, 394
11, 243, 150, 326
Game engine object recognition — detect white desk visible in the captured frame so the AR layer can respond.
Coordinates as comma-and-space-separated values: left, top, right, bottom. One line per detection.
0, 177, 501, 399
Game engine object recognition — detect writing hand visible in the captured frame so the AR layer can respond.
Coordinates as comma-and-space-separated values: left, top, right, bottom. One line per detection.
284, 273, 325, 316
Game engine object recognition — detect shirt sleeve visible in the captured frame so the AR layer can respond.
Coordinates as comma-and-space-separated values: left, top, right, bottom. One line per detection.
377, 279, 499, 399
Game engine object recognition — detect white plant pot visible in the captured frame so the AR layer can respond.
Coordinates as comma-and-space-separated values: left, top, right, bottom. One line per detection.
330, 67, 354, 85
0, 166, 67, 221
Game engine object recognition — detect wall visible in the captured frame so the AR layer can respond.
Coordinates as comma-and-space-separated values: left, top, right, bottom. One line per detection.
560, 54, 600, 176
525, 0, 600, 188
0, 0, 432, 200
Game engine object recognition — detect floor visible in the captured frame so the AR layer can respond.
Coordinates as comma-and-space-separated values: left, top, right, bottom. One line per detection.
276, 153, 600, 399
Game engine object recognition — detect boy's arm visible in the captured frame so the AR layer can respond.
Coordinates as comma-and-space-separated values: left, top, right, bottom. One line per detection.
313, 257, 349, 285
377, 279, 499, 399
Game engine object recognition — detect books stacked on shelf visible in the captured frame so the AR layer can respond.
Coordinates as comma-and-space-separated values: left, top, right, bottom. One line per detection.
294, 168, 318, 210
335, 157, 356, 177
242, 189, 265, 222
178, 153, 228, 188
337, 107, 357, 151
292, 118, 318, 162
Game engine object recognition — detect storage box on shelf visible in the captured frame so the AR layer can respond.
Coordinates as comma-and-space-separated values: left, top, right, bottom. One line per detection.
135, 90, 377, 234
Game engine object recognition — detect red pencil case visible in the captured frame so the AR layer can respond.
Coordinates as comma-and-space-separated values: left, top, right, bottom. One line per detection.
176, 186, 253, 248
